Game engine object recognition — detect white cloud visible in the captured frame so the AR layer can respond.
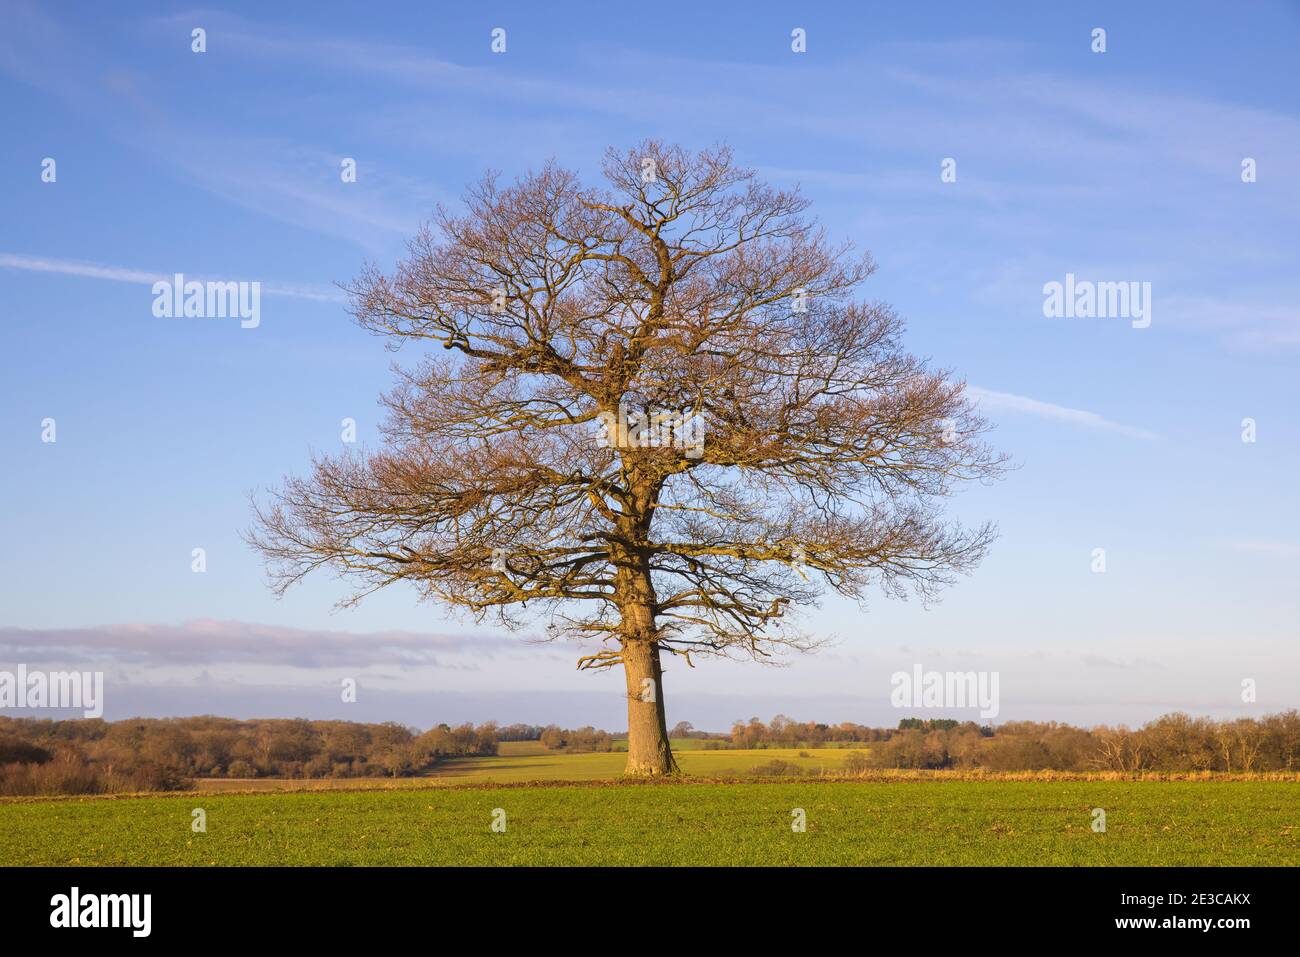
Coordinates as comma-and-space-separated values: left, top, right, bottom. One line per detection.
0, 252, 344, 302
0, 619, 520, 668
967, 385, 1160, 441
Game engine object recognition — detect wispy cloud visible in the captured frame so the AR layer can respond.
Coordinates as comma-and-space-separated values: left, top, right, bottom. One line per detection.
0, 253, 344, 302
6, 247, 1154, 442
967, 385, 1160, 440
0, 619, 520, 668
0, 5, 438, 252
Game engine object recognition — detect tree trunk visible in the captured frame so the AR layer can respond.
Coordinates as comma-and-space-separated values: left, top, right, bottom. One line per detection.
614, 483, 677, 776
622, 638, 678, 776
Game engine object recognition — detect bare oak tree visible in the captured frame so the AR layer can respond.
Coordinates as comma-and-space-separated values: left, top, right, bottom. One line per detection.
249, 142, 1003, 775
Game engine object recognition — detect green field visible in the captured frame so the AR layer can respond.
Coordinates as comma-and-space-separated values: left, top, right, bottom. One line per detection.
2, 779, 1296, 866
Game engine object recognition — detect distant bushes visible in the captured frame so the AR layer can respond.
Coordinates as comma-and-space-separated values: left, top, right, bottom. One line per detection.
495, 724, 549, 742
0, 753, 186, 797
0, 717, 500, 795
740, 712, 1300, 776
742, 712, 1300, 773
842, 751, 871, 775
730, 716, 892, 748
538, 725, 614, 752
749, 759, 806, 777
492, 723, 616, 751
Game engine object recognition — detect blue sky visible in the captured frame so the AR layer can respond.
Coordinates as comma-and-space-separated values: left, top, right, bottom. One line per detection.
2, 1, 1298, 730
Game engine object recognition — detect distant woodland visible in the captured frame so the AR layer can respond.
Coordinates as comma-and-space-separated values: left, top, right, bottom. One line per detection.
2, 711, 1298, 795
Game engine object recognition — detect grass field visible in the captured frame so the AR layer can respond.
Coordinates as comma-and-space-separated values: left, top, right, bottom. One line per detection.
1, 779, 1296, 866
191, 744, 867, 791
607, 738, 871, 751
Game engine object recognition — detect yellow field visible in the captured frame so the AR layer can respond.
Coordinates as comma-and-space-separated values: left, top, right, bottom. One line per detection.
192, 745, 865, 792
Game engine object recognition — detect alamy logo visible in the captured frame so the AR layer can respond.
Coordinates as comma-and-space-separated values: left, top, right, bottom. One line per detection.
0, 666, 103, 718
595, 401, 705, 459
152, 273, 261, 328
50, 887, 151, 937
890, 664, 1000, 719
1042, 272, 1151, 329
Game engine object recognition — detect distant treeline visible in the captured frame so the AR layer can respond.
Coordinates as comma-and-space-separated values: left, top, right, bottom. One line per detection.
729, 716, 894, 747
0, 716, 500, 796
0, 716, 629, 795
3, 711, 1298, 796
730, 713, 1300, 772
498, 724, 616, 751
